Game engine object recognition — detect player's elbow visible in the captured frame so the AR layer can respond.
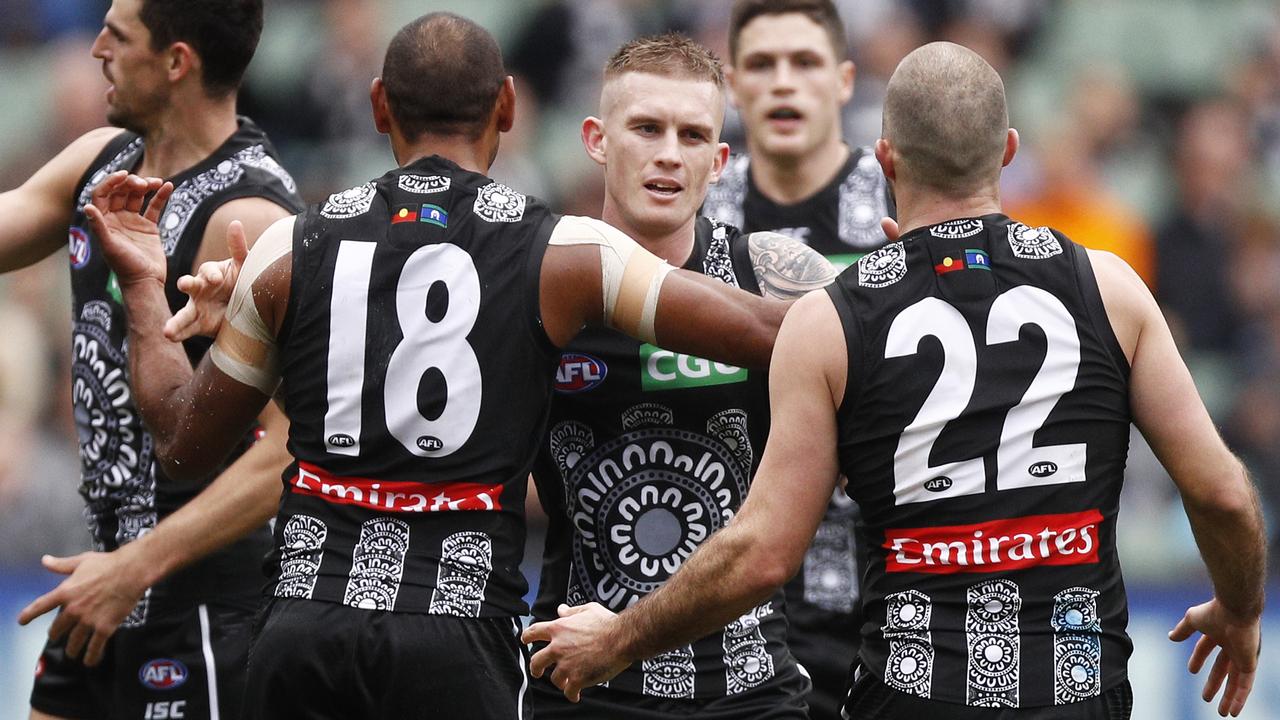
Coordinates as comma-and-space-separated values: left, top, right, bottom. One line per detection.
736, 534, 794, 597
1184, 458, 1259, 522
154, 440, 218, 485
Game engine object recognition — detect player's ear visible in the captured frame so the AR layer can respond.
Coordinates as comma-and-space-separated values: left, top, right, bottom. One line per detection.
495, 76, 517, 133
724, 65, 742, 109
168, 42, 196, 85
875, 138, 896, 184
709, 142, 730, 183
1002, 128, 1019, 168
370, 78, 392, 135
837, 60, 856, 105
581, 116, 607, 167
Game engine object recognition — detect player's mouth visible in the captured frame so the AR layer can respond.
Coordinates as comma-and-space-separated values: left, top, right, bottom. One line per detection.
102, 67, 116, 101
765, 106, 804, 131
643, 179, 683, 199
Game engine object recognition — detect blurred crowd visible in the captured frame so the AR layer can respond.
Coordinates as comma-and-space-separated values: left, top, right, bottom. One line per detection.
0, 0, 1276, 584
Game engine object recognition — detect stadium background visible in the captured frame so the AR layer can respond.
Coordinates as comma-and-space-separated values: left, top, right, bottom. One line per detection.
0, 0, 1276, 716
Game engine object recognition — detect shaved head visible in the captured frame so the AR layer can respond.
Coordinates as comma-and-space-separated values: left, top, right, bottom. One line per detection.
382, 12, 506, 141
882, 42, 1008, 195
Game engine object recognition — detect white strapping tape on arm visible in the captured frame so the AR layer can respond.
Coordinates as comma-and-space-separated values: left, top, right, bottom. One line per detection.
548, 216, 674, 344
209, 219, 292, 394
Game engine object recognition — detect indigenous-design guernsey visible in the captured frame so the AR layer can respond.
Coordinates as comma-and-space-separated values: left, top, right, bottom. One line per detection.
702, 146, 893, 268
701, 146, 893, 666
270, 156, 562, 617
532, 216, 799, 699
68, 118, 301, 624
826, 215, 1133, 708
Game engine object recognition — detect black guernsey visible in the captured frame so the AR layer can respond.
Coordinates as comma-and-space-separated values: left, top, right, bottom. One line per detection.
532, 217, 800, 700
827, 215, 1132, 708
702, 146, 893, 268
702, 147, 893, 692
271, 156, 561, 618
68, 118, 301, 623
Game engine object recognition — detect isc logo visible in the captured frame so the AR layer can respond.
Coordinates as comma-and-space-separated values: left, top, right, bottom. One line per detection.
144, 701, 187, 719
554, 353, 607, 393
139, 659, 188, 690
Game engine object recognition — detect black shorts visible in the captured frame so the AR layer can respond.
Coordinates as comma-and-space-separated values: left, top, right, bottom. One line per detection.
843, 668, 1133, 720
244, 597, 531, 720
530, 667, 810, 720
29, 602, 256, 720
788, 625, 857, 720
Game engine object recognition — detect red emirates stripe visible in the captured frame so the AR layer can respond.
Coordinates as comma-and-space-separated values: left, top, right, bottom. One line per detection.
291, 461, 502, 512
883, 509, 1102, 574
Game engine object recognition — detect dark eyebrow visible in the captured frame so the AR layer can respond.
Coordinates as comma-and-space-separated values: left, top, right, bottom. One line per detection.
105, 20, 127, 39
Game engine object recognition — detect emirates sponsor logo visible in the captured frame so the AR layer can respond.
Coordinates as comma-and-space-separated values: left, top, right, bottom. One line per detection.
291, 461, 501, 512
884, 510, 1101, 574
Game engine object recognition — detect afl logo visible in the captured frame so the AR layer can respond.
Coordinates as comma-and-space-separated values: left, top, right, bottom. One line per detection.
1029, 462, 1058, 478
139, 658, 187, 690
69, 227, 91, 268
417, 436, 443, 452
327, 433, 355, 448
924, 476, 952, 493
555, 353, 607, 393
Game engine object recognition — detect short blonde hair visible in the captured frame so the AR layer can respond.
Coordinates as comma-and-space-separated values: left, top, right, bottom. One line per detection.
605, 33, 725, 89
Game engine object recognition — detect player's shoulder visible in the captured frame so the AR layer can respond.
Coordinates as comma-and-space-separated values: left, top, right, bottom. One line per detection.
70, 127, 131, 159
1086, 248, 1155, 309
42, 127, 131, 196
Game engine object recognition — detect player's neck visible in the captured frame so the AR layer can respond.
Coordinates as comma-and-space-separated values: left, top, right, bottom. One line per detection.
394, 135, 497, 175
137, 94, 239, 179
601, 202, 696, 266
893, 184, 1003, 237
748, 137, 849, 205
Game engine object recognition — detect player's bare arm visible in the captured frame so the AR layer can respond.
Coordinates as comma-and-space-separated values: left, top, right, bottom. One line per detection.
540, 216, 789, 368
524, 290, 845, 700
17, 403, 285, 664
747, 230, 837, 300
18, 199, 297, 664
1092, 248, 1265, 717
0, 128, 120, 271
87, 172, 288, 479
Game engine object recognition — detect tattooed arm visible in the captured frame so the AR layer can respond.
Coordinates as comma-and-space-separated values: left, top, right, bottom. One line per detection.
746, 231, 837, 300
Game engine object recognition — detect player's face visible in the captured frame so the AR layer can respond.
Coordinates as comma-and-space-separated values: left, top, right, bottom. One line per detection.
730, 13, 853, 161
91, 0, 171, 133
598, 73, 727, 238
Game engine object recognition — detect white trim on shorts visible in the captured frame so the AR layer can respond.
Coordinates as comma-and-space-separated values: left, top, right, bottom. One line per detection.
513, 618, 529, 720
198, 604, 221, 720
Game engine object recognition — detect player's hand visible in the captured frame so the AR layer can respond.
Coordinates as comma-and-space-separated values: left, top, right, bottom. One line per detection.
880, 217, 900, 241
165, 221, 247, 341
16, 550, 151, 667
522, 602, 631, 702
1168, 597, 1262, 717
85, 171, 174, 289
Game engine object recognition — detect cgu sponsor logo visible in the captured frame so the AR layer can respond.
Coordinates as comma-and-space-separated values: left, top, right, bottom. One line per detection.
639, 343, 746, 390
138, 659, 187, 690
555, 353, 607, 393
883, 509, 1102, 574
291, 461, 502, 512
